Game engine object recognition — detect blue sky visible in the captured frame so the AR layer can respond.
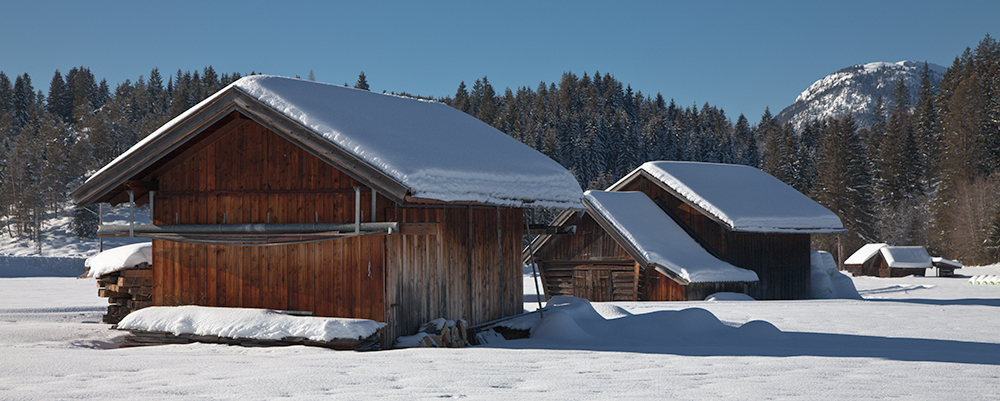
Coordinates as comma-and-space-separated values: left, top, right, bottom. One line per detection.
3, 0, 997, 119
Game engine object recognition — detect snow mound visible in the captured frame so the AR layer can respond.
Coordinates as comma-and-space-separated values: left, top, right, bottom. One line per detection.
499, 296, 784, 348
85, 242, 152, 278
117, 305, 385, 342
811, 251, 862, 299
705, 292, 756, 301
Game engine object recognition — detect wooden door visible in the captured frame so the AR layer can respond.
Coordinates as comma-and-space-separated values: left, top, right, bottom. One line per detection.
572, 267, 612, 302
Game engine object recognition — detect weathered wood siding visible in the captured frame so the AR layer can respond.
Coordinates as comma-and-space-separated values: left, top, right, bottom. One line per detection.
152, 118, 390, 323
621, 176, 811, 300
383, 206, 523, 342
150, 117, 523, 345
532, 211, 637, 300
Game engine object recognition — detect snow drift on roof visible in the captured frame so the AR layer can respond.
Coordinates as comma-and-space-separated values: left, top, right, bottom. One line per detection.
233, 76, 583, 208
880, 246, 932, 269
620, 161, 844, 233
584, 190, 758, 284
85, 242, 152, 278
844, 243, 888, 265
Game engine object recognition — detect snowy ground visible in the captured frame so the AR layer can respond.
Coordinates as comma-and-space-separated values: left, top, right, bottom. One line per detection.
3, 264, 999, 399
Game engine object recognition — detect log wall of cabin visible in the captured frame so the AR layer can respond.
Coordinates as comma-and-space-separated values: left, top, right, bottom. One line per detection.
531, 212, 637, 300
621, 177, 811, 300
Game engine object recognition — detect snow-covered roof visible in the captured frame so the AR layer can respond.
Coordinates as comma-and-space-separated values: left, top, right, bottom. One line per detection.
77, 75, 583, 209
932, 257, 962, 269
844, 243, 888, 266
880, 246, 932, 269
610, 161, 844, 233
85, 242, 152, 278
583, 190, 758, 284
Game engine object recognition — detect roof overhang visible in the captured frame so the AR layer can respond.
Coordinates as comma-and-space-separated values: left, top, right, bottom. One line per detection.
579, 195, 691, 286
71, 86, 411, 207
607, 167, 846, 234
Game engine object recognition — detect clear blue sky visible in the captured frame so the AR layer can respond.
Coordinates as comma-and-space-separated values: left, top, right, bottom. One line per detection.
3, 0, 997, 119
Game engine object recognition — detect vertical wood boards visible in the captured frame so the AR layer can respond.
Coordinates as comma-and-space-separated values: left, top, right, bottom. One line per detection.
619, 175, 812, 301
150, 117, 523, 345
153, 119, 385, 322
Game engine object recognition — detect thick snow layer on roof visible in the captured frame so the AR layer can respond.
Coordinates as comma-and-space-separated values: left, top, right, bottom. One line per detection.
84, 242, 152, 278
234, 76, 583, 208
881, 246, 932, 269
87, 76, 583, 209
932, 257, 963, 268
844, 243, 888, 265
624, 161, 844, 233
584, 191, 758, 283
117, 305, 385, 342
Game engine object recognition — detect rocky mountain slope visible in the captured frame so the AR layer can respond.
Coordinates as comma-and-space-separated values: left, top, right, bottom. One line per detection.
776, 61, 946, 132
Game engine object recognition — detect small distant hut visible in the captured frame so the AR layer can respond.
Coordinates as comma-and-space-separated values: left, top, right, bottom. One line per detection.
528, 161, 844, 301
844, 244, 932, 277
71, 76, 582, 347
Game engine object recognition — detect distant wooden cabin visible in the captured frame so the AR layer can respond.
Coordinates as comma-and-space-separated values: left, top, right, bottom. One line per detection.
526, 190, 758, 302
71, 76, 582, 347
528, 162, 844, 301
844, 244, 931, 277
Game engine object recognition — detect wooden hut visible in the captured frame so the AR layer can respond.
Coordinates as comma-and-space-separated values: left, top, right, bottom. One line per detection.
844, 244, 931, 277
71, 75, 583, 347
526, 190, 758, 302
529, 161, 844, 301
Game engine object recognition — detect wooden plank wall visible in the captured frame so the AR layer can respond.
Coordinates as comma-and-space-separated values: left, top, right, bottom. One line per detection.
622, 177, 811, 300
532, 212, 635, 300
723, 232, 810, 300
152, 119, 390, 324
383, 206, 522, 341
152, 118, 526, 344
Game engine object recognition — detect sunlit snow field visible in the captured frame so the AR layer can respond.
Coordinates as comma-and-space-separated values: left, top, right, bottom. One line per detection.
2, 263, 999, 400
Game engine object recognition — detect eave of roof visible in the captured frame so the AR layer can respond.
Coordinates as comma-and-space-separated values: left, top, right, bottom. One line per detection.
71, 87, 411, 207
608, 162, 846, 234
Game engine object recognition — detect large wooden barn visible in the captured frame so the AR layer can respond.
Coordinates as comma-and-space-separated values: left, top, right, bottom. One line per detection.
527, 161, 844, 301
71, 75, 583, 347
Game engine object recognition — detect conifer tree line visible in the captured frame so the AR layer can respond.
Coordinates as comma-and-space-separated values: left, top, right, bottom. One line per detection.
439, 35, 1000, 265
2, 35, 998, 265
0, 66, 245, 243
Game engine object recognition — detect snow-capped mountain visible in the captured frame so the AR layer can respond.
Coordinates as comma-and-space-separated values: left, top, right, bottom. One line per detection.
776, 61, 947, 132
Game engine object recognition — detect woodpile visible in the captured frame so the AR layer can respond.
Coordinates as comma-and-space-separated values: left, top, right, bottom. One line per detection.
412, 318, 469, 348
120, 330, 382, 351
95, 263, 153, 324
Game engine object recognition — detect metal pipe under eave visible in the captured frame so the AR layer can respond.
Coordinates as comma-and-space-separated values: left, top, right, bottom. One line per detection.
128, 190, 134, 237
354, 186, 361, 235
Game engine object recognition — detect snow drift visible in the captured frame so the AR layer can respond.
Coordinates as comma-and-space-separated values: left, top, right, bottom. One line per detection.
117, 305, 385, 342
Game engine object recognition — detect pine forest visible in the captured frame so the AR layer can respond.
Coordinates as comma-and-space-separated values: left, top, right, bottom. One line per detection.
2, 35, 999, 265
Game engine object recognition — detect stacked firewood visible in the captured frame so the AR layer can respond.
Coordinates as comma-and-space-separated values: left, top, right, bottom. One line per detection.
95, 263, 153, 324
413, 318, 469, 348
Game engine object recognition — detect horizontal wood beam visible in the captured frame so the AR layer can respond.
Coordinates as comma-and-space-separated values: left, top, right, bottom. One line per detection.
397, 222, 438, 236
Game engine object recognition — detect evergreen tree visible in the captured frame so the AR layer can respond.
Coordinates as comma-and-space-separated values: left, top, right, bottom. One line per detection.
814, 115, 878, 256
354, 71, 370, 91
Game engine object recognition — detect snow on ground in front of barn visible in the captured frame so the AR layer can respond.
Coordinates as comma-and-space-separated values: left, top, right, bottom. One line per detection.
2, 263, 999, 399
